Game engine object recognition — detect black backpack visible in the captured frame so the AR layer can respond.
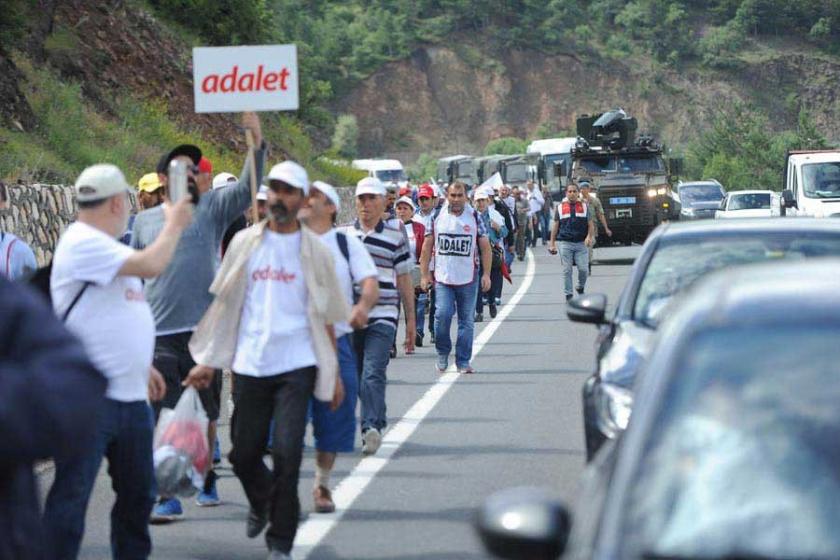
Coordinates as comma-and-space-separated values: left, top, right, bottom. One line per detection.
27, 261, 91, 321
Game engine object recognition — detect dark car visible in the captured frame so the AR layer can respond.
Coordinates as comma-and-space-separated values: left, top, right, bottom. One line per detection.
676, 180, 725, 220
478, 260, 840, 560
572, 218, 840, 460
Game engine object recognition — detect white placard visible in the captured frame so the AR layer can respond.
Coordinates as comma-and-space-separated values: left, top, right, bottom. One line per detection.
193, 44, 299, 113
479, 172, 504, 192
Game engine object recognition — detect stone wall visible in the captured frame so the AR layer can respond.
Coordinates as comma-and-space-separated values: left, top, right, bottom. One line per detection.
1, 183, 360, 266
0, 184, 78, 266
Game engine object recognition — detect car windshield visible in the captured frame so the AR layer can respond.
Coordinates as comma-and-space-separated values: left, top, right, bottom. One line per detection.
622, 326, 840, 560
505, 164, 528, 183
617, 156, 664, 173
376, 169, 407, 183
579, 157, 615, 173
679, 184, 724, 203
728, 192, 771, 210
802, 162, 840, 198
633, 234, 840, 327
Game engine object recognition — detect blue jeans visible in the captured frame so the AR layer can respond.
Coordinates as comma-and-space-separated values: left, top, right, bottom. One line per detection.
44, 399, 156, 560
560, 241, 589, 296
435, 279, 479, 368
353, 322, 396, 433
415, 292, 428, 337
540, 212, 551, 243
310, 335, 359, 452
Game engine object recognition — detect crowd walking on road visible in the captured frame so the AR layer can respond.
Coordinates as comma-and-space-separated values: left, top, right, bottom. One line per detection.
0, 110, 579, 560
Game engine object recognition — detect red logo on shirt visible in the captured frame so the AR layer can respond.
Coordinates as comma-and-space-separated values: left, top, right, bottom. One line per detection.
463, 225, 471, 233
252, 266, 297, 283
125, 288, 146, 302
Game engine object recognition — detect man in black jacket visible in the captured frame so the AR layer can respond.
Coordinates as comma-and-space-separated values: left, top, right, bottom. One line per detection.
0, 278, 106, 560
490, 188, 515, 304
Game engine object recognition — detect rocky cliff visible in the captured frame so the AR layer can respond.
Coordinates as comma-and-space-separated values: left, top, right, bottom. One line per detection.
337, 44, 840, 160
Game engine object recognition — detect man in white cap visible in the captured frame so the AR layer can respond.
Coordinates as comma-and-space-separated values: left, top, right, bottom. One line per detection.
299, 180, 379, 513
43, 164, 193, 559
184, 161, 348, 560
346, 176, 415, 455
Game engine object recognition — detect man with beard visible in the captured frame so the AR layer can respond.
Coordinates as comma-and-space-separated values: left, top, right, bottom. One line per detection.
132, 112, 266, 520
185, 162, 347, 560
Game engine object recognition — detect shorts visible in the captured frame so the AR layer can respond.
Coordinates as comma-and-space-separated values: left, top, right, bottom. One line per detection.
153, 331, 222, 422
310, 335, 358, 453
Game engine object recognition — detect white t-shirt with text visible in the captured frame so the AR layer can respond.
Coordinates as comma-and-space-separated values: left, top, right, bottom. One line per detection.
232, 230, 317, 376
319, 229, 377, 338
51, 222, 154, 402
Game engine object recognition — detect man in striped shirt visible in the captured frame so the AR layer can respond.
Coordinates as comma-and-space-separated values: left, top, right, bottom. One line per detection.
346, 177, 416, 455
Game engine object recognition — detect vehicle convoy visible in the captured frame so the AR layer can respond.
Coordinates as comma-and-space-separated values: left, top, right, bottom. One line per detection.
527, 137, 577, 201
352, 158, 408, 189
571, 109, 676, 245
478, 260, 840, 560
675, 180, 726, 220
715, 190, 779, 219
436, 155, 476, 186
780, 149, 840, 217
568, 218, 840, 460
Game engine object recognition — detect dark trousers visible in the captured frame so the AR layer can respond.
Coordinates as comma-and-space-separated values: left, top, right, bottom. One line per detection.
44, 399, 155, 560
477, 266, 503, 313
230, 367, 316, 554
428, 285, 436, 337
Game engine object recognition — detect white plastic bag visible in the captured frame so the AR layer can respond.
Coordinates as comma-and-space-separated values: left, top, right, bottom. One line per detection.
153, 387, 210, 497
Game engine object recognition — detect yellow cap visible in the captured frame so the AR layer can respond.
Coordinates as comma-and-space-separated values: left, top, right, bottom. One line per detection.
137, 173, 162, 193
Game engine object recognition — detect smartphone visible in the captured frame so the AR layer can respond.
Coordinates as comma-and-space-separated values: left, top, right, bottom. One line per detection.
168, 160, 188, 203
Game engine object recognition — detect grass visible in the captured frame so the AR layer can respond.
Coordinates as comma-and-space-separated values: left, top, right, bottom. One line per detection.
1, 53, 360, 186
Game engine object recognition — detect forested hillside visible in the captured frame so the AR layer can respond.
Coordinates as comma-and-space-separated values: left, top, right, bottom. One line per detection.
1, 0, 838, 188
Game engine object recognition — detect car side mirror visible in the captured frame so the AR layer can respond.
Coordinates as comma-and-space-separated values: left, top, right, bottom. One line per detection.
782, 189, 797, 209
477, 488, 572, 560
567, 293, 608, 325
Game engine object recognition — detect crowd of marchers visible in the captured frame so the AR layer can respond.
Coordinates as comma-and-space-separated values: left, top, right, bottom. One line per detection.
0, 111, 607, 560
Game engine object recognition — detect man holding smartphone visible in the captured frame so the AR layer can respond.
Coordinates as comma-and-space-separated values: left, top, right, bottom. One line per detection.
132, 112, 266, 520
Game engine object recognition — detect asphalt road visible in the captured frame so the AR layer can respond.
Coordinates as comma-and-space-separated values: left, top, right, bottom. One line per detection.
39, 245, 633, 560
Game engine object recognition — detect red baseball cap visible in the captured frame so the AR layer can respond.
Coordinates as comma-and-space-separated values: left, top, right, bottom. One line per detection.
198, 156, 212, 174
399, 186, 412, 197
418, 184, 435, 198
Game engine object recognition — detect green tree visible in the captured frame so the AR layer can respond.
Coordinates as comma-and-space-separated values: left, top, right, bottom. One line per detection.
484, 137, 527, 155
330, 114, 359, 159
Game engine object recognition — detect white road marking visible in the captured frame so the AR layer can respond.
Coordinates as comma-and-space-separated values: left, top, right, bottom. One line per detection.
294, 249, 538, 558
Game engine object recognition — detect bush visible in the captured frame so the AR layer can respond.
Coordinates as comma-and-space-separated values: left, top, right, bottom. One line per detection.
331, 114, 359, 160
484, 137, 528, 155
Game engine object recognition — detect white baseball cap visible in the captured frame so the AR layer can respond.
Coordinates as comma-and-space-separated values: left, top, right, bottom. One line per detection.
473, 189, 490, 201
74, 164, 132, 202
395, 195, 415, 211
212, 172, 238, 190
264, 161, 309, 195
356, 177, 386, 197
256, 185, 269, 201
311, 181, 341, 211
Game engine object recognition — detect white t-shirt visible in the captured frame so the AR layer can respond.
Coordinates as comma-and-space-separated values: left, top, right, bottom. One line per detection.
232, 230, 317, 376
51, 222, 154, 402
319, 229, 377, 338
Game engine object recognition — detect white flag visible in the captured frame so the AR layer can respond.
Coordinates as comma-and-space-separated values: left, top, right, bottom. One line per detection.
479, 172, 504, 193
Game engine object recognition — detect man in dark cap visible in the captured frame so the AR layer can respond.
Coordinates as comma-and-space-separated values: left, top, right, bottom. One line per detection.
132, 112, 266, 521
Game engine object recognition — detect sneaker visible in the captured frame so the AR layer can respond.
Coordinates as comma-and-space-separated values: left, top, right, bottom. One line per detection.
213, 435, 222, 465
150, 497, 183, 524
474, 313, 483, 323
247, 505, 269, 538
576, 287, 584, 295
489, 304, 497, 318
267, 551, 292, 560
495, 297, 501, 305
362, 428, 382, 455
458, 364, 476, 374
313, 485, 336, 514
415, 333, 424, 347
435, 357, 448, 373
197, 471, 220, 507
566, 294, 573, 302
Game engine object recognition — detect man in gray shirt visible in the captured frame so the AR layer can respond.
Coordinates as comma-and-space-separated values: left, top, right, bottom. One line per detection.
132, 112, 266, 521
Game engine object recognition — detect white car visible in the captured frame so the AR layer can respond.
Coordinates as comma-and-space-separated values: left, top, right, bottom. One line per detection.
715, 190, 780, 219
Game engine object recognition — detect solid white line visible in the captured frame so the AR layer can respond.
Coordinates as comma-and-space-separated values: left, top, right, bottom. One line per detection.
293, 250, 537, 558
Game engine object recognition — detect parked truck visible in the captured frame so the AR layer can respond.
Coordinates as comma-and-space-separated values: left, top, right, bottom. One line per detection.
436, 155, 478, 186
352, 159, 409, 190
526, 137, 577, 201
780, 150, 840, 218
